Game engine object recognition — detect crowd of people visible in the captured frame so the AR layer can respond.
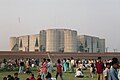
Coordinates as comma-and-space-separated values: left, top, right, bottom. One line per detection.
94, 57, 120, 80
0, 58, 40, 71
0, 57, 120, 80
2, 73, 43, 80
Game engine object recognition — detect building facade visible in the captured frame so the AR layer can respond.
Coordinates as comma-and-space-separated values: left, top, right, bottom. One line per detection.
77, 35, 105, 53
10, 29, 105, 53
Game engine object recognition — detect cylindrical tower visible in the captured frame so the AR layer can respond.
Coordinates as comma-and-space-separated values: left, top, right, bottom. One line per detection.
58, 29, 64, 52
46, 29, 60, 52
40, 30, 46, 51
64, 30, 77, 52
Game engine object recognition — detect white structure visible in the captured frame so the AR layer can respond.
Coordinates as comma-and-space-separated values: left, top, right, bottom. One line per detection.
46, 29, 60, 52
29, 34, 40, 51
18, 35, 29, 51
10, 29, 105, 53
64, 30, 78, 52
9, 37, 18, 51
46, 29, 78, 52
58, 29, 64, 52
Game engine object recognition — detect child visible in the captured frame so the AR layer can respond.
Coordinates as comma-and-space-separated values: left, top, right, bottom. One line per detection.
75, 68, 84, 78
37, 75, 42, 80
55, 59, 64, 80
29, 73, 36, 80
14, 72, 20, 80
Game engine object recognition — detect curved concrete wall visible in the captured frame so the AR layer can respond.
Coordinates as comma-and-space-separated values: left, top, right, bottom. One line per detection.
10, 28, 104, 53
46, 29, 60, 52
64, 30, 77, 52
40, 30, 46, 51
59, 29, 64, 52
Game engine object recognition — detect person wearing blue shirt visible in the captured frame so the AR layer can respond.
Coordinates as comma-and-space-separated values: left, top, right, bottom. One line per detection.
110, 57, 119, 80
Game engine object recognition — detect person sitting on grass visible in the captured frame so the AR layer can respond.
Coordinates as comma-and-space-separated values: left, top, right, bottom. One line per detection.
29, 73, 36, 80
25, 67, 32, 74
75, 68, 84, 78
14, 72, 20, 80
37, 75, 42, 80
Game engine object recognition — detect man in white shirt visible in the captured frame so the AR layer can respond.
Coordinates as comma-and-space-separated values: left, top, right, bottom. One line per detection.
75, 68, 84, 78
47, 59, 53, 74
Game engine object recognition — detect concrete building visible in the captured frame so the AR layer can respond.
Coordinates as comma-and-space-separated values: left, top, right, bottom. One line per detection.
99, 39, 105, 52
10, 37, 19, 51
77, 35, 105, 53
64, 29, 78, 52
18, 35, 29, 51
10, 29, 105, 53
39, 30, 46, 52
46, 29, 60, 52
29, 34, 40, 51
46, 29, 78, 52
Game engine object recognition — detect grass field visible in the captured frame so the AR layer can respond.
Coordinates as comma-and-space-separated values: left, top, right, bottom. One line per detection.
0, 69, 97, 80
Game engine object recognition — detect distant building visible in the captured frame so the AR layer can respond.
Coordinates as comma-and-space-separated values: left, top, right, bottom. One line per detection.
10, 29, 105, 53
77, 35, 105, 53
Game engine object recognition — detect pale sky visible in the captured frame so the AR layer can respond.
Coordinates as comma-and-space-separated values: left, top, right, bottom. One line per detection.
0, 0, 120, 51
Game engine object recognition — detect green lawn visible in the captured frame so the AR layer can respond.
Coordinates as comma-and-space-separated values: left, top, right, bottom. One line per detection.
0, 69, 97, 80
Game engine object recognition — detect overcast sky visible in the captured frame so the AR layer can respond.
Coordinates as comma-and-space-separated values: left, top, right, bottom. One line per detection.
0, 0, 120, 51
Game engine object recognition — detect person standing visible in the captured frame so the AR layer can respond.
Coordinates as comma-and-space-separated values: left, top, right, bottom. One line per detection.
41, 58, 48, 80
47, 59, 53, 74
70, 57, 75, 72
19, 59, 24, 73
63, 58, 67, 72
110, 57, 119, 80
103, 63, 111, 80
66, 58, 70, 71
55, 59, 64, 80
96, 57, 104, 80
